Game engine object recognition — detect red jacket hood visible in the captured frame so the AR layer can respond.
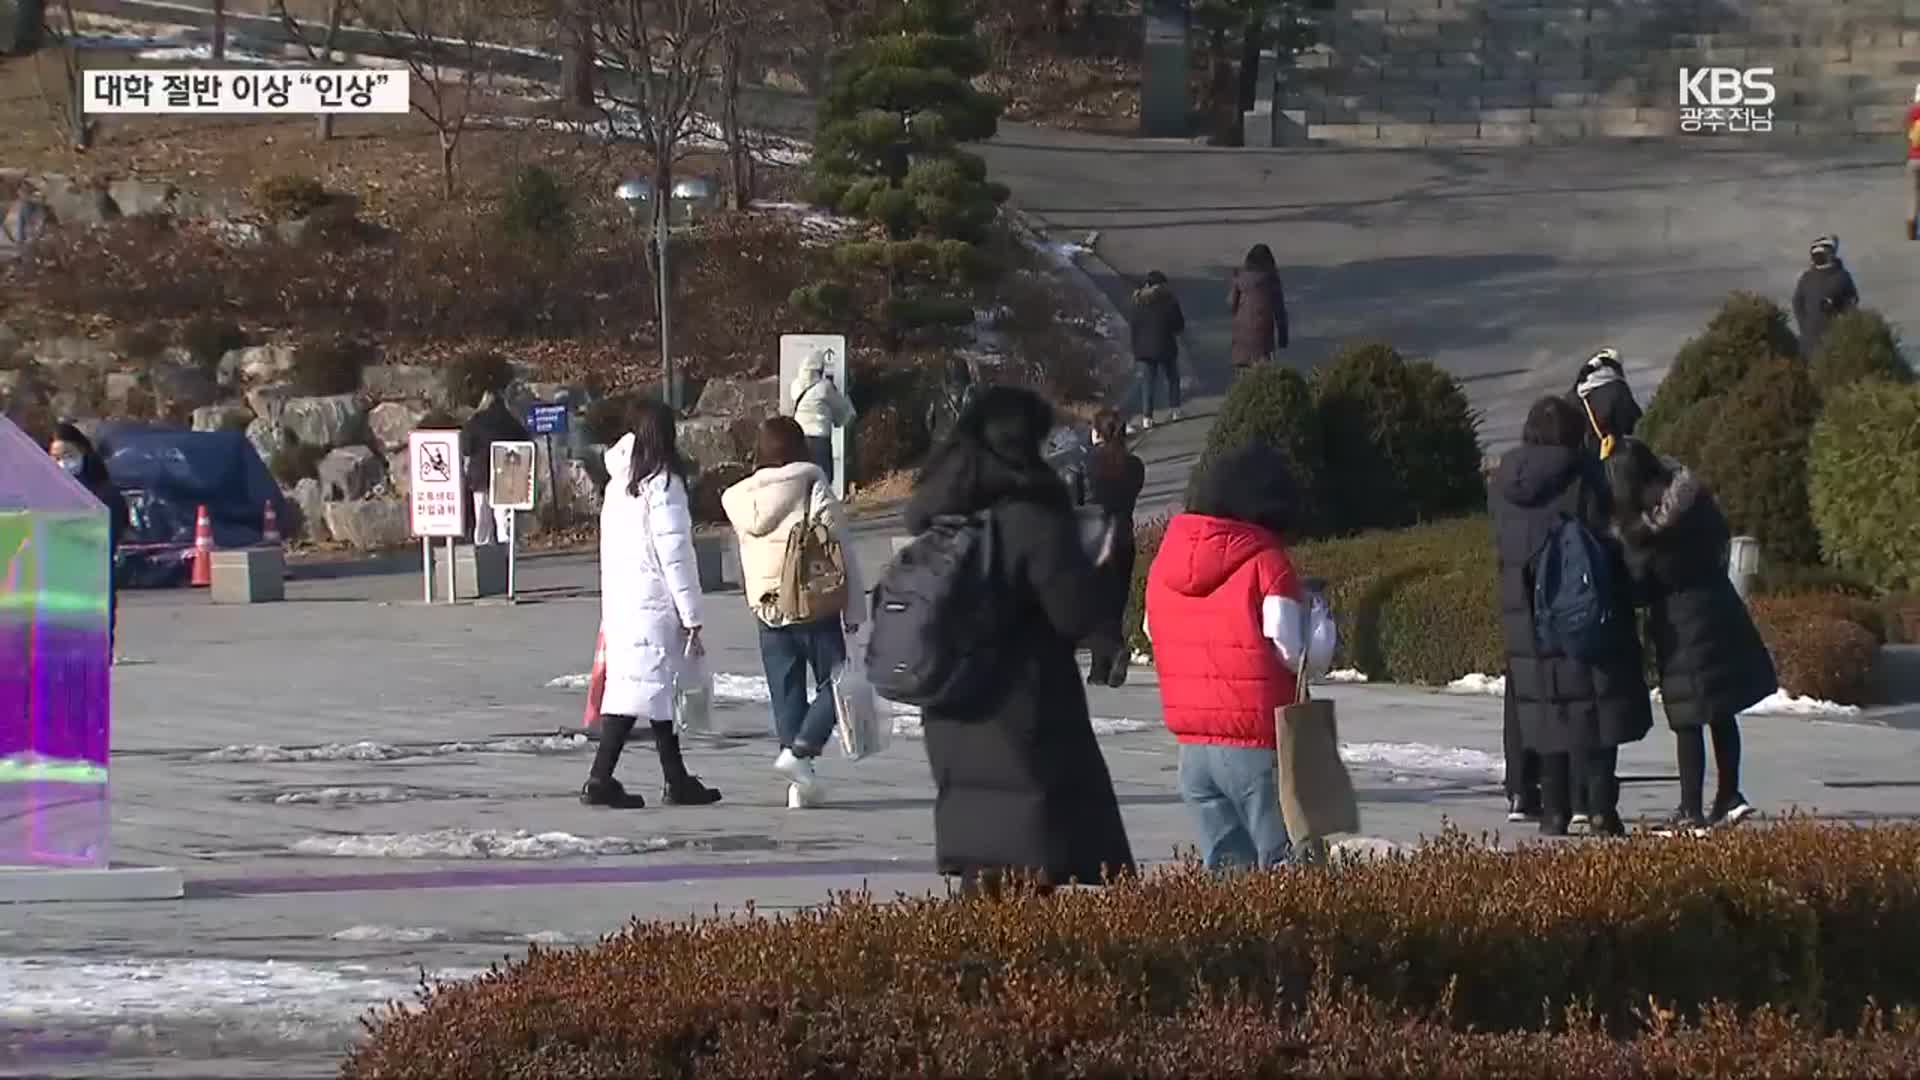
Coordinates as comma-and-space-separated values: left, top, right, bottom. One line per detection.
1154, 514, 1284, 597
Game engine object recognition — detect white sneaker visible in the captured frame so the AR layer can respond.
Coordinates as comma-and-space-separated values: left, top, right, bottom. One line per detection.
1140, 416, 1154, 430
775, 748, 818, 790
1168, 409, 1184, 423
1569, 813, 1591, 830
787, 783, 806, 809
787, 781, 826, 809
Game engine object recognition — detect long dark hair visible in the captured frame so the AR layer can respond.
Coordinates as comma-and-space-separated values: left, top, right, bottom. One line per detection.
1603, 437, 1671, 540
1521, 396, 1584, 449
1088, 408, 1133, 489
624, 397, 689, 498
51, 422, 112, 493
1244, 244, 1278, 274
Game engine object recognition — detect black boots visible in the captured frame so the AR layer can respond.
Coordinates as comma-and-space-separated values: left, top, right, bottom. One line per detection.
581, 715, 649, 808
653, 720, 722, 806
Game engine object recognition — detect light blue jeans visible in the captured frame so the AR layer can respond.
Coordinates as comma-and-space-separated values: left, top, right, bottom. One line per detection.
1177, 743, 1292, 869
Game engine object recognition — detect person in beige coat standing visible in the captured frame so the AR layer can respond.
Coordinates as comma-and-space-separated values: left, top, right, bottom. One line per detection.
722, 416, 867, 808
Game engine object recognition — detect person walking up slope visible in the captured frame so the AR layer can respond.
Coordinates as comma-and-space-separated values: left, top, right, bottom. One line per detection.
583, 398, 723, 809
462, 387, 531, 546
1904, 83, 1920, 241
1083, 409, 1146, 687
1127, 270, 1186, 429
1493, 397, 1652, 837
1792, 235, 1860, 359
722, 417, 866, 809
790, 351, 855, 485
1605, 438, 1775, 833
1145, 444, 1335, 869
1228, 244, 1289, 370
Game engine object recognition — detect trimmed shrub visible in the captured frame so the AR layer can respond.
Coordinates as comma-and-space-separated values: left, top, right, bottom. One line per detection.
269, 442, 327, 487
1757, 590, 1890, 646
1640, 292, 1799, 449
1313, 341, 1484, 533
344, 823, 1920, 1078
252, 173, 330, 222
289, 335, 371, 396
1374, 563, 1505, 684
442, 350, 515, 410
1292, 516, 1497, 677
499, 165, 574, 248
1185, 363, 1324, 533
1810, 380, 1920, 592
1887, 593, 1920, 645
1694, 354, 1821, 567
1811, 307, 1913, 394
1749, 596, 1880, 704
1125, 512, 1171, 656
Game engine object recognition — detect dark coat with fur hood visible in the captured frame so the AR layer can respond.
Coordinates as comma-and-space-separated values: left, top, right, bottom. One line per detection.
1614, 465, 1778, 728
905, 388, 1135, 885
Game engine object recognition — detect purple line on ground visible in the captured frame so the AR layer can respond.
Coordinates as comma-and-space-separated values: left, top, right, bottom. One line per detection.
187, 858, 940, 897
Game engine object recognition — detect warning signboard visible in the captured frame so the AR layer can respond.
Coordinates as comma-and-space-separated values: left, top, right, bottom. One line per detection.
408, 429, 466, 538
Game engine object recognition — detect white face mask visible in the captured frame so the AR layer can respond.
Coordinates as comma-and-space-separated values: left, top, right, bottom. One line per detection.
55, 453, 84, 476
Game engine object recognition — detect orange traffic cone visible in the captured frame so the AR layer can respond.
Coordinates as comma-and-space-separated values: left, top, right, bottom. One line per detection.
261, 500, 281, 547
190, 504, 213, 587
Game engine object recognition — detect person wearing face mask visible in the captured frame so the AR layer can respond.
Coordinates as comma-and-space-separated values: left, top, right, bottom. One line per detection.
1791, 235, 1859, 360
48, 423, 128, 652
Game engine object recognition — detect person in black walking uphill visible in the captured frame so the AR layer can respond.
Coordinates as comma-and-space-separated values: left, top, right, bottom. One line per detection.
1083, 409, 1146, 688
1127, 271, 1186, 431
1791, 235, 1859, 360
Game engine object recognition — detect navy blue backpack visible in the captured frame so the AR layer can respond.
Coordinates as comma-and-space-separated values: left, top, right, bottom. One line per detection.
1531, 513, 1615, 661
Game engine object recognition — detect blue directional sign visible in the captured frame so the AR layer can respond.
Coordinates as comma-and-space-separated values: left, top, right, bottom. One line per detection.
527, 403, 569, 436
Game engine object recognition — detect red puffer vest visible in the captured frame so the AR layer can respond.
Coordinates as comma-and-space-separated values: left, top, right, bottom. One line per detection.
1146, 514, 1300, 748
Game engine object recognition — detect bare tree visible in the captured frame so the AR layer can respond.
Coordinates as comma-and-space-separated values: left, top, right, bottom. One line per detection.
31, 0, 91, 151
346, 0, 503, 199
584, 0, 738, 217
211, 0, 227, 60
555, 0, 596, 110
272, 0, 349, 140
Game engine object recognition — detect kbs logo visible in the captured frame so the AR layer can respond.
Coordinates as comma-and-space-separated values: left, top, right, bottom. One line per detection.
1678, 67, 1775, 133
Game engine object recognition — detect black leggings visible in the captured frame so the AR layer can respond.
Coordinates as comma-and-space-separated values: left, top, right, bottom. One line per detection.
1542, 747, 1617, 821
1675, 716, 1741, 814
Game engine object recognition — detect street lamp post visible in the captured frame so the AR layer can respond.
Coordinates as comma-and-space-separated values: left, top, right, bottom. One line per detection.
616, 174, 717, 411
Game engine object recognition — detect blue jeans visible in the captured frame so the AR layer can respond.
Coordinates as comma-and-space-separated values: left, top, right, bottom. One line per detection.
806, 435, 834, 483
758, 617, 846, 754
1130, 357, 1181, 418
1177, 743, 1292, 869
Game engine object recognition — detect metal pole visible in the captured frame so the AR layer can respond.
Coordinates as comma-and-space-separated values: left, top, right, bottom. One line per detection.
656, 199, 672, 408
506, 509, 517, 602
444, 537, 456, 602
422, 537, 432, 603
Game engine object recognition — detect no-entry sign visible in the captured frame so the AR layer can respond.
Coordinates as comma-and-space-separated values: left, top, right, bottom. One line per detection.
408, 429, 466, 538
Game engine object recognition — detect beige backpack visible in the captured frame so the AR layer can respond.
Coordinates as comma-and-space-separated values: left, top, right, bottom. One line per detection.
777, 483, 848, 622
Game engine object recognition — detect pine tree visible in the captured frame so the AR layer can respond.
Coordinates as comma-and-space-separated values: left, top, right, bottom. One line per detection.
794, 0, 1009, 350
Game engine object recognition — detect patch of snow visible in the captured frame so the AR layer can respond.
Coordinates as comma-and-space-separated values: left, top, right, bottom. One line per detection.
1331, 836, 1409, 861
202, 735, 590, 764
0, 956, 483, 1047
1741, 691, 1862, 717
524, 930, 578, 945
291, 829, 671, 860
437, 734, 590, 755
1324, 668, 1370, 684
1131, 651, 1153, 665
273, 786, 414, 806
1445, 673, 1506, 696
714, 673, 772, 704
887, 706, 1152, 739
472, 109, 810, 167
547, 672, 592, 690
751, 200, 860, 239
330, 925, 450, 943
1340, 741, 1503, 781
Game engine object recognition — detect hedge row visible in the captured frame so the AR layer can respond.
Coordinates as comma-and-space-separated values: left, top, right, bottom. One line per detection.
345, 823, 1920, 1077
1129, 514, 1890, 702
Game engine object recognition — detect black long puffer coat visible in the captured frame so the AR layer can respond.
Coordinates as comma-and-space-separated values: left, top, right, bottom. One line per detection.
905, 394, 1135, 886
1615, 466, 1777, 729
1493, 444, 1654, 755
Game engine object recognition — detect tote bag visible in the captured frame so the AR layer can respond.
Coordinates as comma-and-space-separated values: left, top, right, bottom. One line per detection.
1276, 604, 1360, 844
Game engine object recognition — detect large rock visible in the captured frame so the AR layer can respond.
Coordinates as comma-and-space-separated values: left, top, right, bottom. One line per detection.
246, 383, 296, 423
281, 393, 366, 449
693, 375, 780, 419
562, 457, 604, 517
246, 416, 292, 465
676, 416, 747, 474
104, 371, 145, 415
361, 364, 446, 407
172, 189, 241, 223
272, 193, 359, 247
107, 178, 178, 217
689, 463, 751, 524
0, 368, 36, 409
0, 198, 50, 263
323, 499, 409, 551
523, 381, 589, 407
385, 449, 411, 499
218, 344, 297, 387
368, 401, 427, 452
291, 478, 329, 541
192, 402, 255, 432
31, 337, 115, 372
37, 175, 119, 228
47, 389, 98, 421
149, 361, 218, 411
316, 445, 386, 501
0, 323, 19, 363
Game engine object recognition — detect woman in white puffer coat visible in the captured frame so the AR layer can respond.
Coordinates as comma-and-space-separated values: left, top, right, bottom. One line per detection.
582, 397, 722, 809
789, 351, 855, 483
